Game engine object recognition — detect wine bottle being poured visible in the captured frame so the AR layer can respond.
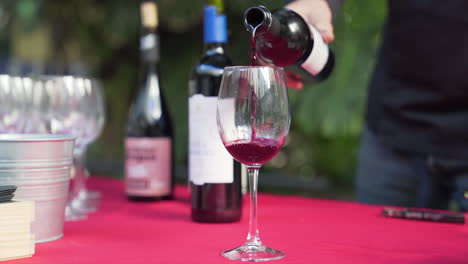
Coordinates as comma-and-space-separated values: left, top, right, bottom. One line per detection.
244, 5, 334, 83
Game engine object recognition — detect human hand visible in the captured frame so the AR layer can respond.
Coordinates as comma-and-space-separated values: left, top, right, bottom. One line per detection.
285, 71, 303, 90
285, 0, 335, 43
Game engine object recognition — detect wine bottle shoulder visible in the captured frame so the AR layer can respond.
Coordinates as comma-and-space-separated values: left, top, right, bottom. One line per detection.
197, 53, 233, 70
126, 77, 173, 137
190, 56, 232, 96
191, 52, 232, 79
126, 111, 173, 137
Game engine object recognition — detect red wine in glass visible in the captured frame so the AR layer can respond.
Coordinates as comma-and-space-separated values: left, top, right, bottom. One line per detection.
225, 137, 284, 166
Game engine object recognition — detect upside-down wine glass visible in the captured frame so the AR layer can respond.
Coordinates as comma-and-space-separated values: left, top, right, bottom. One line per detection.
59, 76, 105, 219
73, 78, 106, 212
0, 75, 27, 133
217, 66, 290, 261
37, 75, 89, 220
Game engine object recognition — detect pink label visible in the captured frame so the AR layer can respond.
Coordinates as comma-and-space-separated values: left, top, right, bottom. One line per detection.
125, 137, 171, 196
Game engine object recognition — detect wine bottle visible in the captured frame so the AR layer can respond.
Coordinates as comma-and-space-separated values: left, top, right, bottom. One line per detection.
188, 5, 242, 222
125, 1, 174, 201
244, 5, 334, 83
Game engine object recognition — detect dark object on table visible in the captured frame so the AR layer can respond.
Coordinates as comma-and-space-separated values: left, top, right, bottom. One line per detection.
0, 194, 14, 203
382, 207, 465, 224
0, 185, 17, 202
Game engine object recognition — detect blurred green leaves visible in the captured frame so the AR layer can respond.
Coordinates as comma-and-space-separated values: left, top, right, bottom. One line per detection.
16, 0, 39, 29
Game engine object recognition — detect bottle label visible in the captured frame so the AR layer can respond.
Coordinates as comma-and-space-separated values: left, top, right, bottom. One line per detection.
125, 137, 171, 196
301, 25, 330, 75
189, 94, 233, 185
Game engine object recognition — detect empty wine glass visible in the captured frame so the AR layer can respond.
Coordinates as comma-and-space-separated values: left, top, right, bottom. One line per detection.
22, 75, 63, 134
54, 76, 105, 219
73, 78, 106, 212
217, 66, 290, 261
0, 75, 27, 133
0, 74, 106, 220
28, 75, 89, 220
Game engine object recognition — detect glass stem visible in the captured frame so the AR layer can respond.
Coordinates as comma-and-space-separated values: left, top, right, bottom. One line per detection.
245, 166, 263, 248
71, 149, 86, 200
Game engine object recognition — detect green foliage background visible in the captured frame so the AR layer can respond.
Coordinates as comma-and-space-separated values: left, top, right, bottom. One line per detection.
0, 0, 387, 193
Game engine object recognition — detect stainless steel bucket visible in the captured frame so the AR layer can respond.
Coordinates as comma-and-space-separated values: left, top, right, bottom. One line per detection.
0, 134, 74, 243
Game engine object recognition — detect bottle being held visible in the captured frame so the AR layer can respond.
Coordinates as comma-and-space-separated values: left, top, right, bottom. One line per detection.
244, 5, 334, 84
188, 5, 242, 222
125, 1, 174, 201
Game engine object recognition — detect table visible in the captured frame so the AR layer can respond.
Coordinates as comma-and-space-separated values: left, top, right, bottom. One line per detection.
5, 176, 468, 264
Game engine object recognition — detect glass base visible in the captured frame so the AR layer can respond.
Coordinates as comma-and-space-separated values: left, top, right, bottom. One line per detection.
222, 243, 285, 262
72, 196, 99, 213
65, 205, 87, 221
78, 189, 101, 200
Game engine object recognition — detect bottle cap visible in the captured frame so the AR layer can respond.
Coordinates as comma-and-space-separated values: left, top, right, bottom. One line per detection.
141, 1, 158, 29
204, 5, 227, 43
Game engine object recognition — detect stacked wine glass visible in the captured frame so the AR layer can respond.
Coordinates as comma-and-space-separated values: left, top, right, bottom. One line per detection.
0, 74, 106, 221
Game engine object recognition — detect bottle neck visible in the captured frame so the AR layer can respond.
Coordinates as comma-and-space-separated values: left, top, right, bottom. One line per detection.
137, 62, 163, 121
140, 31, 159, 62
137, 67, 164, 123
139, 30, 161, 94
244, 6, 274, 35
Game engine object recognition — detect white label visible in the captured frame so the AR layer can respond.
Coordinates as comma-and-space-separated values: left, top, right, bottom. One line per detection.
189, 94, 233, 185
301, 25, 330, 75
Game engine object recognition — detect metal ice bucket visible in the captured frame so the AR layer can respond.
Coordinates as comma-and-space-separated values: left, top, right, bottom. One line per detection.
0, 134, 74, 243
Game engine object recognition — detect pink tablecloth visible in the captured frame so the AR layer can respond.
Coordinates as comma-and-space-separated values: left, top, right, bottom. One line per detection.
5, 176, 468, 264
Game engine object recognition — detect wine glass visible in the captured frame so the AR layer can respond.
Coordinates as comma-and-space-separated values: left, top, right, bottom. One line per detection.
31, 75, 89, 220
0, 75, 27, 133
73, 78, 106, 212
217, 66, 290, 261
56, 76, 105, 219
22, 75, 62, 134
